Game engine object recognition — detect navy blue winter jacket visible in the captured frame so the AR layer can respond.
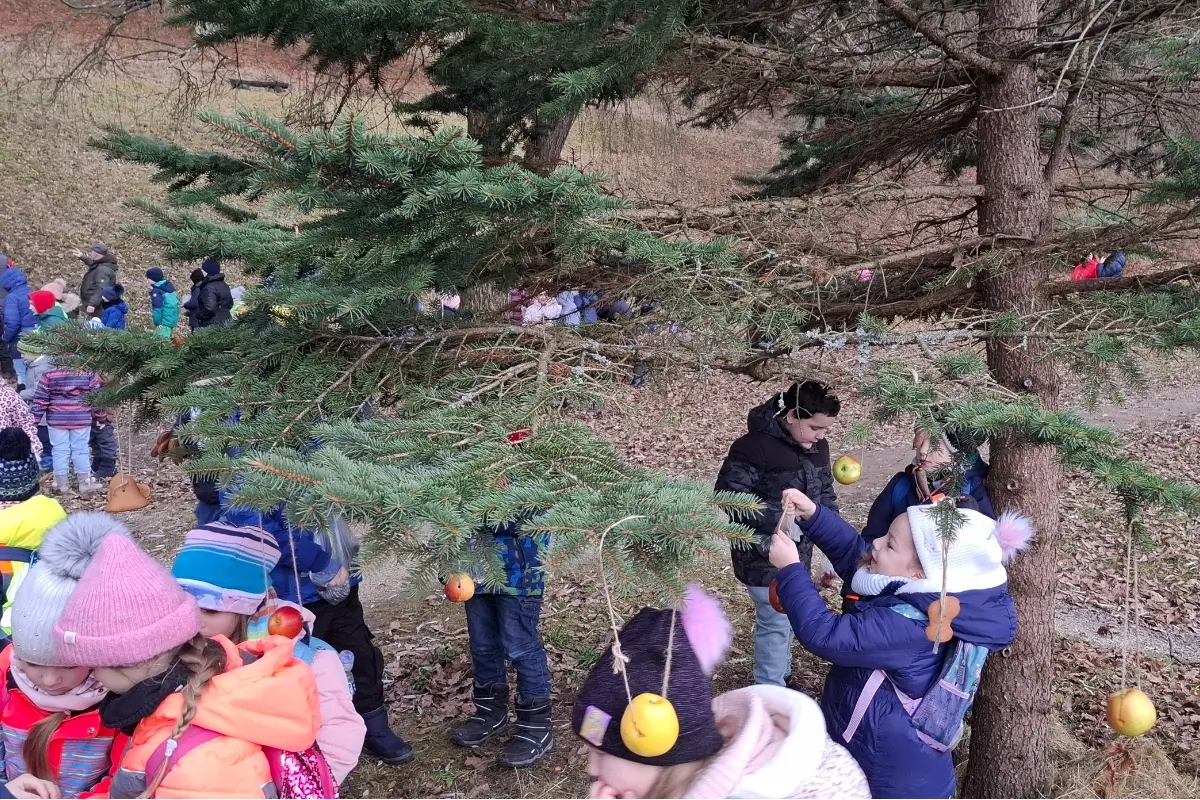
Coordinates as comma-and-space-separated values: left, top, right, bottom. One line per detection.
220, 500, 360, 605
0, 270, 35, 358
862, 459, 995, 541
776, 505, 1017, 799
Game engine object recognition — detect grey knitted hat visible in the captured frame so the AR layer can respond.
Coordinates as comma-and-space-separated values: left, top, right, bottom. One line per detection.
11, 513, 130, 665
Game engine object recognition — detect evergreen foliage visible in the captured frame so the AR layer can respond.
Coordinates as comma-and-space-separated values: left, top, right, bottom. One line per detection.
34, 109, 754, 596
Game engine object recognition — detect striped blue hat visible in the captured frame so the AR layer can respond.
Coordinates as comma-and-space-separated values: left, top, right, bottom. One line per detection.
171, 522, 281, 615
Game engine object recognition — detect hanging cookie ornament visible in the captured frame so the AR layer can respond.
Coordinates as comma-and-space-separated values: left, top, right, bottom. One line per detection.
596, 516, 681, 759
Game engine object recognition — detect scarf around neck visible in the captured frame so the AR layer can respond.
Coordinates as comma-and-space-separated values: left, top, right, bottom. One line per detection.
10, 655, 108, 713
99, 663, 190, 735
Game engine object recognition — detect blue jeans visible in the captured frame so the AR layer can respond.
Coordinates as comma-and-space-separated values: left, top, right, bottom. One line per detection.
48, 426, 91, 476
464, 593, 551, 700
12, 358, 25, 388
747, 585, 793, 686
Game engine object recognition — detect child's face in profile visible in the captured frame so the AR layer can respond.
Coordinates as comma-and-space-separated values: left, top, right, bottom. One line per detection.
863, 515, 926, 579
18, 660, 90, 696
200, 609, 242, 640
913, 431, 952, 470
587, 747, 662, 799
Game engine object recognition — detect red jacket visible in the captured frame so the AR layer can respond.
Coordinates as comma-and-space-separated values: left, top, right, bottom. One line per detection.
1071, 257, 1099, 281
0, 646, 123, 798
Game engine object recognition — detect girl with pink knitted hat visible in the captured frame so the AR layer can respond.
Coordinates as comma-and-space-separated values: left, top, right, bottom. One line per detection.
572, 585, 869, 799
51, 533, 322, 798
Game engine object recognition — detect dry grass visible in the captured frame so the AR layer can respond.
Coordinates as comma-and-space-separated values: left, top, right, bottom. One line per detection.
1051, 720, 1200, 799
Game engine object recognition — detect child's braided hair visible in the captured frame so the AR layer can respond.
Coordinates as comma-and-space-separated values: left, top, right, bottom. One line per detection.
139, 635, 227, 798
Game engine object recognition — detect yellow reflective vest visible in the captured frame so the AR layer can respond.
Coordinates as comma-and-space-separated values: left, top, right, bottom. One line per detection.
0, 495, 68, 634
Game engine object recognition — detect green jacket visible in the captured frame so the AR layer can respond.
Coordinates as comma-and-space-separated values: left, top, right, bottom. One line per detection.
150, 279, 181, 329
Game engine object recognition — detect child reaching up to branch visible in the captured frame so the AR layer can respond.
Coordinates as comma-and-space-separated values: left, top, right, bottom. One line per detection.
768, 488, 1032, 800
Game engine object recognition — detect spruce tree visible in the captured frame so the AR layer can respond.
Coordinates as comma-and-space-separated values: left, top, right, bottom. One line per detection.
40, 110, 760, 596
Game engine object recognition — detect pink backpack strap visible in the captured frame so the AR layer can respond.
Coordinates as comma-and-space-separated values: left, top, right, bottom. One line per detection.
842, 670, 886, 743
143, 725, 222, 784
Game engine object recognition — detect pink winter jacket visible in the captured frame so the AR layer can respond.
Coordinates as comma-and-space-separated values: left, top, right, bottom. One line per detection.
685, 685, 870, 799
246, 600, 365, 784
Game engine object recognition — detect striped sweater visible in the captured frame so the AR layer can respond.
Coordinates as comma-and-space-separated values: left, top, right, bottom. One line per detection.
28, 369, 107, 430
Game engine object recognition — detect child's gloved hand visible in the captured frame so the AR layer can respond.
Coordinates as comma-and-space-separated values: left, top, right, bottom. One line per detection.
769, 528, 801, 570
781, 488, 817, 520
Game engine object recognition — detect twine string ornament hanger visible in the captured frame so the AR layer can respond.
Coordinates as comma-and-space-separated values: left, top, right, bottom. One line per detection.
595, 515, 681, 758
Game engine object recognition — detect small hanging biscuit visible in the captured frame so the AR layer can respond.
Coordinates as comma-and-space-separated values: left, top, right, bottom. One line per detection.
926, 595, 961, 643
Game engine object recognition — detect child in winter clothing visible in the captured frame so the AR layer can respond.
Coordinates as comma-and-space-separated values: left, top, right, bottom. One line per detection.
714, 381, 840, 688
171, 521, 365, 784
28, 368, 108, 495
0, 430, 66, 641
862, 423, 995, 542
1, 272, 35, 391
450, 517, 553, 768
51, 532, 321, 799
182, 269, 204, 331
573, 585, 869, 799
98, 287, 127, 331
768, 488, 1031, 799
3, 513, 123, 796
27, 293, 64, 333
0, 389, 40, 460
16, 351, 52, 473
220, 500, 416, 765
143, 269, 179, 338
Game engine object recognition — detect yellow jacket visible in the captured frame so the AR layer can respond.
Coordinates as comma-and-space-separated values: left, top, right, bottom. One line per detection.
0, 495, 67, 633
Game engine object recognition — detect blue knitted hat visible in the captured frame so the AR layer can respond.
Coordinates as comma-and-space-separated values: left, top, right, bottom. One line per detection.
144, 267, 165, 282
171, 522, 282, 615
0, 428, 40, 503
202, 258, 221, 275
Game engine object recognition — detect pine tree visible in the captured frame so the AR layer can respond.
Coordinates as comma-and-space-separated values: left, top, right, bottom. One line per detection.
646, 2, 1200, 795
38, 109, 761, 597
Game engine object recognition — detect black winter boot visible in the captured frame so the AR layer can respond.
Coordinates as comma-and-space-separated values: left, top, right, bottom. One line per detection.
498, 696, 554, 768
452, 682, 510, 748
361, 705, 415, 765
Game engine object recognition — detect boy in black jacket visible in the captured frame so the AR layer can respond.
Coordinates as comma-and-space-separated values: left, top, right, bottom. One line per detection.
714, 380, 840, 687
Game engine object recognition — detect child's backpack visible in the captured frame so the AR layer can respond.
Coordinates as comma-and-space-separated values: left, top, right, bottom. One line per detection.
841, 602, 988, 753
144, 725, 337, 798
1098, 251, 1126, 278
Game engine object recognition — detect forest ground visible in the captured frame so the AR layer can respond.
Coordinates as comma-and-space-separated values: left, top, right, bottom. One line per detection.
1, 2, 1198, 796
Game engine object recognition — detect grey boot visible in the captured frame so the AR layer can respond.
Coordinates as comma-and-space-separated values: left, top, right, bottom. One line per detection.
52, 474, 71, 494
451, 682, 509, 748
498, 696, 553, 768
77, 472, 103, 494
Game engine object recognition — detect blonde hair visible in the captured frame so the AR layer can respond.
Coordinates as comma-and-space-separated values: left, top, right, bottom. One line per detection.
139, 635, 227, 798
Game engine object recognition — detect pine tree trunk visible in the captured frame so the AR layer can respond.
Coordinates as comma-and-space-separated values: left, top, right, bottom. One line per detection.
964, 0, 1062, 796
522, 112, 576, 174
467, 110, 509, 164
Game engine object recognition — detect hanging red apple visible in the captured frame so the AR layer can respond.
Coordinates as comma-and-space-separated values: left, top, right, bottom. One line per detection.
444, 574, 476, 602
267, 606, 305, 639
769, 579, 785, 614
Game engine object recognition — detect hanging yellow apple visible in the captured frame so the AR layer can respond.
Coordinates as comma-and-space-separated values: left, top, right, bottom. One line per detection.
620, 693, 679, 757
1107, 688, 1157, 737
833, 455, 862, 485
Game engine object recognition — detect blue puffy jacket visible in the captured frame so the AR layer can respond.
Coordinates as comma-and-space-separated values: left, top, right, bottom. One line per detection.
862, 459, 994, 541
220, 500, 360, 605
775, 505, 1017, 799
101, 301, 128, 330
0, 270, 35, 358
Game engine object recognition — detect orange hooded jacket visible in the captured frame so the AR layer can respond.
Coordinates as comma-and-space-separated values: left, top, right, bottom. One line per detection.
100, 635, 320, 799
